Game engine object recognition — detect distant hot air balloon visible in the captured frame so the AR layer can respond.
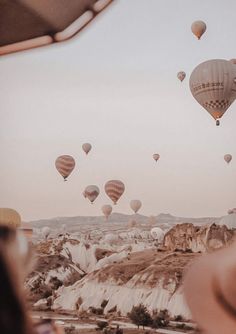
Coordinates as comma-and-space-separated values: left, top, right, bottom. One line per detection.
189, 59, 236, 125
104, 233, 119, 244
177, 71, 186, 82
219, 212, 236, 229
153, 154, 160, 162
82, 143, 92, 155
83, 185, 100, 204
42, 226, 51, 239
224, 154, 232, 164
150, 227, 165, 242
128, 219, 138, 228
55, 155, 75, 181
191, 20, 207, 40
0, 208, 21, 228
105, 180, 125, 205
102, 205, 112, 220
130, 200, 142, 214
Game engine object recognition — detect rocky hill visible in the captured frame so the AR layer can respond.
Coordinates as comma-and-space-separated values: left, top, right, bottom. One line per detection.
164, 223, 234, 252
26, 222, 232, 320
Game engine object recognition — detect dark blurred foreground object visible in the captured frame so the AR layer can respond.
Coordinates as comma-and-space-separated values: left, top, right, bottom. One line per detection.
184, 242, 236, 334
0, 225, 35, 334
0, 0, 114, 55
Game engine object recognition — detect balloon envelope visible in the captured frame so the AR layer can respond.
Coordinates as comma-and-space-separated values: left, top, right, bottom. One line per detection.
82, 143, 92, 155
228, 208, 236, 215
0, 208, 21, 228
84, 185, 100, 203
224, 154, 232, 164
191, 20, 206, 39
105, 180, 125, 205
219, 213, 236, 229
177, 71, 186, 82
55, 155, 75, 180
130, 200, 142, 213
42, 226, 51, 239
153, 154, 160, 162
189, 59, 236, 123
150, 227, 165, 242
102, 205, 112, 219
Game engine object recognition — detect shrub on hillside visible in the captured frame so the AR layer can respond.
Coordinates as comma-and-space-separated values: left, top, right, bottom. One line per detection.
96, 321, 108, 331
152, 309, 170, 328
89, 306, 104, 315
128, 304, 152, 329
174, 314, 184, 322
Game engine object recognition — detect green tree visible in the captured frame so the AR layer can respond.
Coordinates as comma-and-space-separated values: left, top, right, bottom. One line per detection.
128, 304, 152, 329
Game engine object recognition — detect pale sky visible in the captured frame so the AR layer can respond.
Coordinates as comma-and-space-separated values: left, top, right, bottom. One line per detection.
1, 0, 236, 221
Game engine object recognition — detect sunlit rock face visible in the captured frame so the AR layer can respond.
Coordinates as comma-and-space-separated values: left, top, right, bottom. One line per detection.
163, 223, 234, 253
50, 250, 195, 318
27, 222, 235, 320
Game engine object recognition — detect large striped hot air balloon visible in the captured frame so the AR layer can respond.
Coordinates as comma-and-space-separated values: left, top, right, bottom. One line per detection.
189, 59, 236, 125
82, 143, 92, 155
102, 205, 112, 220
104, 180, 125, 205
83, 185, 100, 204
130, 200, 142, 214
0, 208, 21, 228
55, 155, 75, 181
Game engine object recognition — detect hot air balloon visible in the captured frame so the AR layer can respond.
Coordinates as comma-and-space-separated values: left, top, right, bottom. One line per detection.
42, 226, 51, 239
83, 185, 100, 204
153, 154, 160, 162
177, 71, 186, 82
150, 227, 165, 242
102, 205, 112, 220
224, 154, 232, 164
105, 180, 125, 205
55, 155, 75, 181
189, 59, 236, 125
191, 20, 207, 40
82, 143, 92, 155
227, 208, 236, 215
0, 208, 21, 228
130, 200, 142, 214
104, 233, 119, 244
219, 212, 236, 229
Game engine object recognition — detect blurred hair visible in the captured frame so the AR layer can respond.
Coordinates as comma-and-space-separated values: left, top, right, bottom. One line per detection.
0, 225, 34, 334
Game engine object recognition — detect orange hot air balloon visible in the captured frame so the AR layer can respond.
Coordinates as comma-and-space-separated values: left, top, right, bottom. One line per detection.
105, 180, 125, 205
224, 154, 232, 164
0, 208, 21, 228
82, 143, 92, 155
191, 20, 207, 40
102, 205, 112, 220
83, 185, 100, 204
177, 71, 186, 82
55, 155, 75, 181
153, 154, 160, 162
189, 59, 236, 125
